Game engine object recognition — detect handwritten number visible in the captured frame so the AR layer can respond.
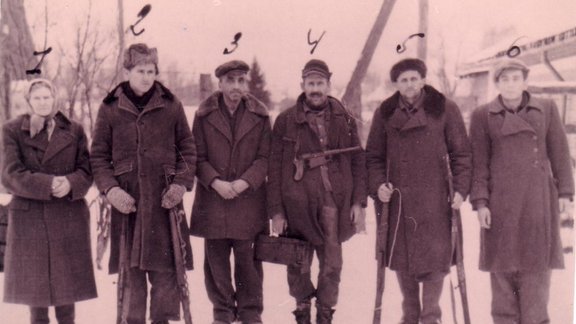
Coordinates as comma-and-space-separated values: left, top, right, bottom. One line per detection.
396, 33, 425, 53
506, 36, 526, 58
223, 32, 242, 55
128, 4, 152, 36
25, 47, 52, 75
307, 29, 326, 54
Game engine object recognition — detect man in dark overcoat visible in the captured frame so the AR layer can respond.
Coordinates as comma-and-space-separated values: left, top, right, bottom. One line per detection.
91, 43, 196, 324
267, 59, 367, 324
470, 58, 574, 324
190, 60, 271, 324
366, 58, 471, 324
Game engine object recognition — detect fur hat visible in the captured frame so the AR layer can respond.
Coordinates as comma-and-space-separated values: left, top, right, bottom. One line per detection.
215, 60, 250, 78
390, 58, 427, 82
123, 43, 159, 71
302, 59, 332, 80
493, 58, 529, 82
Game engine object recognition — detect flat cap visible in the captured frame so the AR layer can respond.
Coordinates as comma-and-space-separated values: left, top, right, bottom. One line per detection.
123, 43, 158, 70
390, 58, 427, 82
302, 59, 332, 79
215, 60, 250, 78
493, 58, 529, 82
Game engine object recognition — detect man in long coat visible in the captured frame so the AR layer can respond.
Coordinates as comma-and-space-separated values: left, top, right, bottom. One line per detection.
91, 43, 196, 324
190, 60, 271, 324
366, 58, 471, 324
267, 59, 367, 324
470, 58, 574, 324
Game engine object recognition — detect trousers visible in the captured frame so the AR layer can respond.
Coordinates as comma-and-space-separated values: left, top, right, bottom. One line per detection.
395, 271, 446, 324
30, 304, 74, 324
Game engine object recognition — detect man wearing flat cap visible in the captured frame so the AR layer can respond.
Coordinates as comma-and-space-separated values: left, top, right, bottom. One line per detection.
267, 59, 367, 324
91, 43, 196, 324
366, 58, 471, 324
190, 59, 271, 324
470, 58, 574, 324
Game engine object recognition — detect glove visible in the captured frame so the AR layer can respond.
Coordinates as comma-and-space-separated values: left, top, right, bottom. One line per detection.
377, 183, 394, 203
161, 184, 186, 209
106, 187, 137, 214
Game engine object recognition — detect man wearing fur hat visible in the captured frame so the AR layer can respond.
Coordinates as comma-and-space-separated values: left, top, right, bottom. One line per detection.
91, 43, 196, 324
190, 60, 271, 324
470, 58, 574, 324
267, 59, 367, 324
366, 58, 471, 324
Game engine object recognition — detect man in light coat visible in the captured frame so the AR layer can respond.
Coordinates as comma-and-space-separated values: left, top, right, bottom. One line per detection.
91, 43, 196, 324
470, 58, 574, 324
366, 58, 471, 324
190, 60, 271, 324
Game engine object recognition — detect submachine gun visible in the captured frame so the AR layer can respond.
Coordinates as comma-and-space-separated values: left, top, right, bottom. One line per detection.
293, 146, 362, 181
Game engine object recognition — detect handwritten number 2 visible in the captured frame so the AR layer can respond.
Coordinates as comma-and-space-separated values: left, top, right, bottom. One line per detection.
129, 4, 152, 36
26, 47, 52, 75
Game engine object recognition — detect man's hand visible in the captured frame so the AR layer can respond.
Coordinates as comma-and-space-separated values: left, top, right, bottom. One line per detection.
211, 179, 237, 200
271, 213, 287, 235
106, 187, 137, 214
559, 198, 573, 215
161, 184, 186, 209
231, 179, 250, 195
377, 183, 394, 203
51, 176, 71, 198
350, 203, 366, 234
452, 192, 464, 210
477, 206, 491, 229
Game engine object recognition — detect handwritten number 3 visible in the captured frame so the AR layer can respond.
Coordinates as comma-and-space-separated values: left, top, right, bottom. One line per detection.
223, 32, 242, 55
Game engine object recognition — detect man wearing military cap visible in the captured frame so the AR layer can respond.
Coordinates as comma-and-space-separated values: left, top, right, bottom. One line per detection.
190, 59, 271, 324
366, 58, 471, 324
91, 43, 196, 324
267, 59, 367, 324
470, 58, 574, 323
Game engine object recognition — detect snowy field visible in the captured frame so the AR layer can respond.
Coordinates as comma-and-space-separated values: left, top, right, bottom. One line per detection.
0, 192, 574, 324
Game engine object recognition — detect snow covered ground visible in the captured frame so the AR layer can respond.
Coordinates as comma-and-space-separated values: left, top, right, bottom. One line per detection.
0, 192, 574, 323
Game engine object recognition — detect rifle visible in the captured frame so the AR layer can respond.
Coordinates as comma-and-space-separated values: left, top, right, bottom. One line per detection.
373, 200, 390, 324
165, 174, 194, 324
293, 145, 361, 181
445, 155, 471, 324
117, 212, 131, 324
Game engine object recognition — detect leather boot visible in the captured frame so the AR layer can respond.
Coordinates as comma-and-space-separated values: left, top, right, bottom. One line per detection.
292, 299, 311, 324
315, 304, 335, 324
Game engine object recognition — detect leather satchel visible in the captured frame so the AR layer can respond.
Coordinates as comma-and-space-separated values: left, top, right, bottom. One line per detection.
254, 234, 312, 268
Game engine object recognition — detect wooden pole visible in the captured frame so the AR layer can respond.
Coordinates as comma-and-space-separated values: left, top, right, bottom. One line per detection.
418, 0, 428, 61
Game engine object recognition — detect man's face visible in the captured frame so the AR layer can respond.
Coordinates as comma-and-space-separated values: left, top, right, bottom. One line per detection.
126, 63, 157, 95
219, 71, 249, 104
395, 70, 425, 102
301, 74, 330, 107
496, 69, 527, 101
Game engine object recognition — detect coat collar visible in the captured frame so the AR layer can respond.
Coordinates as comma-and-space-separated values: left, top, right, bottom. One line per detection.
196, 92, 268, 144
379, 85, 446, 120
487, 92, 541, 136
103, 81, 175, 116
20, 112, 77, 164
294, 93, 347, 124
487, 92, 544, 114
388, 104, 428, 131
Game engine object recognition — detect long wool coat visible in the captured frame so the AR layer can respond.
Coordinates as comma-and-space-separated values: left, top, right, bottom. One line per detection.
470, 94, 574, 272
190, 92, 271, 240
2, 112, 97, 306
91, 82, 196, 274
366, 85, 472, 276
267, 95, 367, 246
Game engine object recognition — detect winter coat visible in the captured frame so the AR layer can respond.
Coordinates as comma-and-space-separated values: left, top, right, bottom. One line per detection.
470, 94, 574, 272
190, 92, 271, 239
2, 112, 97, 306
366, 85, 472, 276
267, 94, 367, 246
91, 82, 196, 274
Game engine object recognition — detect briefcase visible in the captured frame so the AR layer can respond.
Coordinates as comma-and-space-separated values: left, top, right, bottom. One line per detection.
254, 234, 312, 267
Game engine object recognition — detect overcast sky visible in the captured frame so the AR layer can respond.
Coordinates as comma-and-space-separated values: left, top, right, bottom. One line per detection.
23, 0, 576, 100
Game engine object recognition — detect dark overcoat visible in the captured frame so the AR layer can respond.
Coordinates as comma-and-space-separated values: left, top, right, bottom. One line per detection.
470, 94, 574, 272
267, 94, 367, 246
366, 85, 472, 276
91, 82, 196, 274
190, 92, 271, 239
2, 112, 97, 306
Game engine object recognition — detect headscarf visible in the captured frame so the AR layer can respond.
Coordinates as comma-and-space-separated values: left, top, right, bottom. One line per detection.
26, 78, 58, 138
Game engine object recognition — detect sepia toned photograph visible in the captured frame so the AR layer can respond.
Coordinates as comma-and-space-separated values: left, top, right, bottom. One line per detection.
0, 0, 575, 323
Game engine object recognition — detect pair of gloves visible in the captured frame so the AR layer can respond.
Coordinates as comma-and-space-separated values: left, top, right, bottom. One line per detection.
106, 184, 186, 214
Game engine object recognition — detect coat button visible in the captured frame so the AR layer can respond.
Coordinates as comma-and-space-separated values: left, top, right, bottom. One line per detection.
533, 148, 538, 153
533, 136, 538, 140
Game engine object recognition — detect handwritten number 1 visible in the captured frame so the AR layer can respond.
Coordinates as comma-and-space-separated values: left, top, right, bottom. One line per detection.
26, 47, 52, 75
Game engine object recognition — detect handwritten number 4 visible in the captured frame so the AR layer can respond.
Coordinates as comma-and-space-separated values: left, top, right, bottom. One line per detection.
26, 47, 52, 75
307, 29, 326, 55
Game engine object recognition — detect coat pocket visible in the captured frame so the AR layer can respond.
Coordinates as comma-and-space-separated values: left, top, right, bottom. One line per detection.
113, 160, 133, 176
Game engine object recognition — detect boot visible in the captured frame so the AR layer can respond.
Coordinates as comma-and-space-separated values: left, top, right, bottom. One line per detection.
315, 304, 335, 324
292, 299, 311, 324
55, 304, 75, 324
